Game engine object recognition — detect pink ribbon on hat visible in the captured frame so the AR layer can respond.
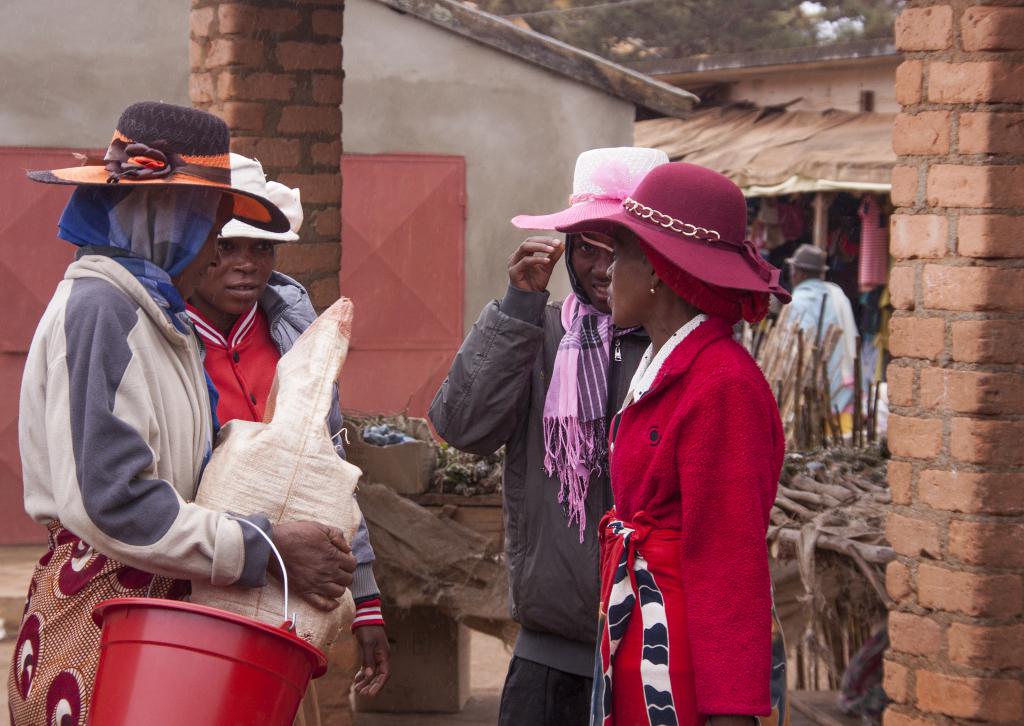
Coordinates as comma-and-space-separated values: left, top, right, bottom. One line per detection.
568, 160, 641, 205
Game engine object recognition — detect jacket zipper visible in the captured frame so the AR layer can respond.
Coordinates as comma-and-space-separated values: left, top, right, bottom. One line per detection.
187, 334, 212, 432
184, 331, 213, 501
604, 337, 629, 509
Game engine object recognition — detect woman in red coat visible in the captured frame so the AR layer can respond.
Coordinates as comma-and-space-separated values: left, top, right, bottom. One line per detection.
557, 163, 791, 726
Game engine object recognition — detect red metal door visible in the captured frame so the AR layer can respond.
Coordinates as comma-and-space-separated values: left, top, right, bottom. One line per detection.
0, 148, 81, 544
339, 154, 466, 418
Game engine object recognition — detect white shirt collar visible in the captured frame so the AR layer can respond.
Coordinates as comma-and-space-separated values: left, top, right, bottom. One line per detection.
621, 314, 708, 410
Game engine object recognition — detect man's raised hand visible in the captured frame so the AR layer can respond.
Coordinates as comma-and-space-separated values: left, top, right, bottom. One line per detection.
507, 237, 564, 293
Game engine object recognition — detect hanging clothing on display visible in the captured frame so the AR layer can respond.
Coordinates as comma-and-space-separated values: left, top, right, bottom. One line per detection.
777, 199, 805, 242
859, 286, 884, 393
858, 195, 889, 292
754, 198, 785, 251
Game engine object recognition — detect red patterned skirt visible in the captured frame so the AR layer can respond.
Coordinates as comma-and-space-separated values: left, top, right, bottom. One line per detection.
7, 521, 186, 726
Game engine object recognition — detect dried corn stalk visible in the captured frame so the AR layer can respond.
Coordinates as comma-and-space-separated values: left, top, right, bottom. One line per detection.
746, 306, 882, 449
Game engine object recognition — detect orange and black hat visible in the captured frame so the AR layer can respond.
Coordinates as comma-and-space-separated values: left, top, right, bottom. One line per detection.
27, 101, 290, 233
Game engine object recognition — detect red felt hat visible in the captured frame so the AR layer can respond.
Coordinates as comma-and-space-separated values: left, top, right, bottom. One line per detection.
557, 162, 791, 305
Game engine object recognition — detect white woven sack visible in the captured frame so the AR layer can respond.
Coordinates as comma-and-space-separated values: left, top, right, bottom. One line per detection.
191, 298, 363, 651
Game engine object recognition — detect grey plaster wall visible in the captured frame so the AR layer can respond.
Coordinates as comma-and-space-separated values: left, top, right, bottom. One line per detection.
0, 0, 191, 148
729, 62, 898, 113
344, 0, 635, 330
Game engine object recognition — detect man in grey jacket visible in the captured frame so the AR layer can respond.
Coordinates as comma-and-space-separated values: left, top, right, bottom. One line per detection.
431, 230, 650, 725
431, 148, 666, 725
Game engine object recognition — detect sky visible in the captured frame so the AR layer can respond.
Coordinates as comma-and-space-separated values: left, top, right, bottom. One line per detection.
800, 1, 867, 41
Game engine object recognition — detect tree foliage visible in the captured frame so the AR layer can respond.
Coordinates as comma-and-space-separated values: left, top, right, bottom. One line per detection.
473, 0, 903, 61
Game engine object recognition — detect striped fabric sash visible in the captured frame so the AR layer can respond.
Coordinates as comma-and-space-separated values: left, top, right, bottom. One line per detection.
596, 518, 677, 726
593, 513, 790, 726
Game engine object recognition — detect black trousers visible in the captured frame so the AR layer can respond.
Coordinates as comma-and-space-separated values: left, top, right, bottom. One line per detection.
497, 656, 592, 726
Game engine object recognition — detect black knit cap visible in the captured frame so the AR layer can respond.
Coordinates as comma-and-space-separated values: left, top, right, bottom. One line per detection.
116, 101, 230, 157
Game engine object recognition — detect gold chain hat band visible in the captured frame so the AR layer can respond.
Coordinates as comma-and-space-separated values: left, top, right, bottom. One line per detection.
622, 196, 722, 242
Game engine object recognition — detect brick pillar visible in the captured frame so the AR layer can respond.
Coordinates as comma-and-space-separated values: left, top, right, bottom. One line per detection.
886, 3, 1024, 725
189, 0, 344, 311
188, 0, 351, 721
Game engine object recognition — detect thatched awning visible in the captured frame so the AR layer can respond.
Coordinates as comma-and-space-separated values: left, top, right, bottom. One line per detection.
635, 106, 896, 196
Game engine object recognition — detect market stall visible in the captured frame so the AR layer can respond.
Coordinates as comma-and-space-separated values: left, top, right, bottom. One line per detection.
639, 105, 897, 721
638, 104, 897, 408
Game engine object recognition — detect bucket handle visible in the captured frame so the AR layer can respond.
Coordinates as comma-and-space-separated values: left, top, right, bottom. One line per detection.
230, 517, 298, 632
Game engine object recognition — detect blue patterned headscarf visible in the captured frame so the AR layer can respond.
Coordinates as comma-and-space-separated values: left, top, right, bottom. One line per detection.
57, 186, 222, 329
57, 185, 223, 428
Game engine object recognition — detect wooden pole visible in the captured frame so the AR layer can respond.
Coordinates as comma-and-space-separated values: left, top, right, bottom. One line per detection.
873, 383, 879, 442
813, 192, 833, 251
853, 335, 863, 447
795, 328, 804, 449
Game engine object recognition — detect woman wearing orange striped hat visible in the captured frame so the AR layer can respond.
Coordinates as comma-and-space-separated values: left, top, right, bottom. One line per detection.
9, 102, 356, 725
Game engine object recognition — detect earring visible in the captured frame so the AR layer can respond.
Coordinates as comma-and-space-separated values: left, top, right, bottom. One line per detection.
649, 287, 656, 296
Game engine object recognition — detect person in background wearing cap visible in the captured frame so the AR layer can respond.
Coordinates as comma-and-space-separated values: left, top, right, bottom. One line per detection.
786, 243, 859, 432
556, 162, 791, 726
430, 148, 666, 726
186, 154, 390, 711
9, 103, 356, 725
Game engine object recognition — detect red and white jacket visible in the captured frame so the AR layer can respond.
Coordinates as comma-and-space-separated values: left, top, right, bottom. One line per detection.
187, 303, 279, 425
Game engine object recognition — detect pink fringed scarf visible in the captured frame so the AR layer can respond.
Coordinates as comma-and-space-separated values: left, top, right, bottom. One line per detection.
543, 158, 652, 541
543, 296, 614, 542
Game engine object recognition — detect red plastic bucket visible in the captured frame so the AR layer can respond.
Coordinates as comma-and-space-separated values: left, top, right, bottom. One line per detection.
89, 598, 327, 725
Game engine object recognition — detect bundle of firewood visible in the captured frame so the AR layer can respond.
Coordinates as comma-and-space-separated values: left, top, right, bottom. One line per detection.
770, 446, 893, 692
771, 447, 894, 601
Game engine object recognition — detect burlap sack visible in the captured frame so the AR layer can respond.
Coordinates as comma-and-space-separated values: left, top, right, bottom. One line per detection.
191, 298, 363, 651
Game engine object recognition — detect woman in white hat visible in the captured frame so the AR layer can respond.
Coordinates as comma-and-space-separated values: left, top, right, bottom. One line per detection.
186, 155, 390, 709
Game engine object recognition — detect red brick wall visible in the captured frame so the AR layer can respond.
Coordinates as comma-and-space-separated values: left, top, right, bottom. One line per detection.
887, 3, 1024, 724
189, 0, 343, 311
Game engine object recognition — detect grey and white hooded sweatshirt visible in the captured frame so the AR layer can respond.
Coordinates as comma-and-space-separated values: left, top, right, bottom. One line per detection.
20, 254, 271, 587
